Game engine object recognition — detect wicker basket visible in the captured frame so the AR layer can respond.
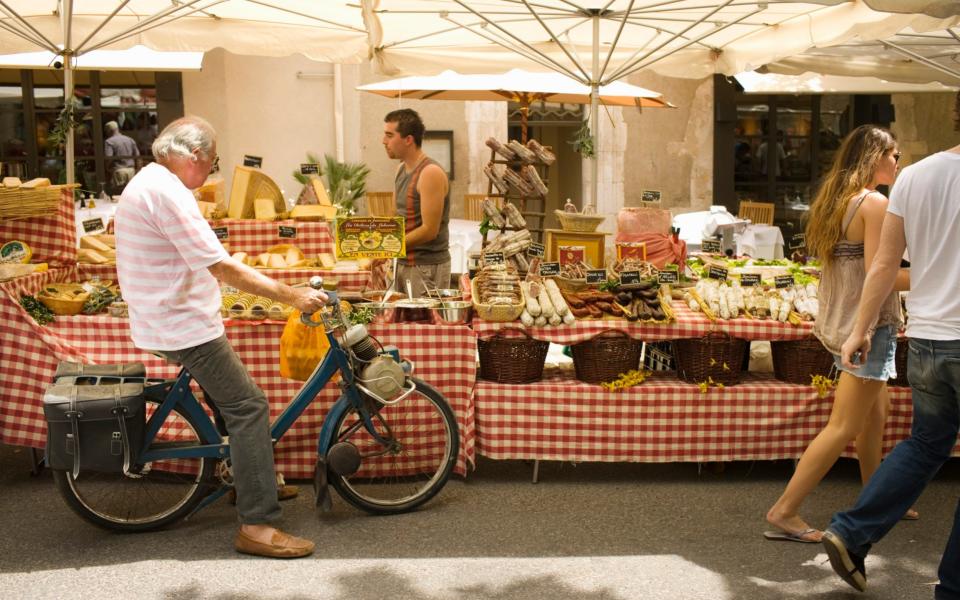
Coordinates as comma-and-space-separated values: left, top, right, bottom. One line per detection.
889, 338, 909, 387
570, 331, 643, 384
554, 209, 605, 233
471, 278, 525, 322
555, 275, 589, 293
38, 292, 89, 315
478, 331, 549, 383
770, 336, 836, 385
672, 332, 748, 386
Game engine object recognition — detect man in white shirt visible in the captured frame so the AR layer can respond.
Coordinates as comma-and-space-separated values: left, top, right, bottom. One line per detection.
115, 116, 327, 558
822, 144, 960, 599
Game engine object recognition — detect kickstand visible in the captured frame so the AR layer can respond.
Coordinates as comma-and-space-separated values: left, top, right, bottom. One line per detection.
531, 459, 540, 484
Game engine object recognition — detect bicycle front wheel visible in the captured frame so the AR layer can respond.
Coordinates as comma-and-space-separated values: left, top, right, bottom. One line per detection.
53, 398, 215, 532
329, 377, 459, 515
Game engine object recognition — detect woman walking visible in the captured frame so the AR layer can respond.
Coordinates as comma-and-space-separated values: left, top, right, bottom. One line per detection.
764, 125, 913, 543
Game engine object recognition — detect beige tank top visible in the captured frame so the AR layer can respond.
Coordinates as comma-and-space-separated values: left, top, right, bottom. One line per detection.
813, 192, 902, 354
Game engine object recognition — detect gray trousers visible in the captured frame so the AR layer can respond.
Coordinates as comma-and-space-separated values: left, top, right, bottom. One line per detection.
159, 334, 281, 525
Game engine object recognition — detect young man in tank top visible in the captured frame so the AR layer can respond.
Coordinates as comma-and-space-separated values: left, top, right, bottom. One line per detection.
381, 109, 451, 296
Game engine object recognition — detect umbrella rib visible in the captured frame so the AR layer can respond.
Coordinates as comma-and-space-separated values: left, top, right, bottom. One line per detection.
498, 0, 581, 15
949, 28, 960, 44
0, 1, 60, 52
520, 0, 591, 81
609, 6, 761, 82
0, 18, 54, 52
246, 0, 365, 33
599, 0, 635, 82
385, 14, 571, 50
74, 0, 133, 55
606, 0, 735, 82
883, 41, 960, 82
80, 0, 218, 53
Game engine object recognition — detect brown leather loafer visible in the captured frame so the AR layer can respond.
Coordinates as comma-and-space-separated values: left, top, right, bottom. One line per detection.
234, 529, 315, 558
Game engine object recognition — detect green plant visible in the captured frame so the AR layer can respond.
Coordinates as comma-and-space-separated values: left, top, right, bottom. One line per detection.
569, 121, 595, 158
292, 153, 370, 217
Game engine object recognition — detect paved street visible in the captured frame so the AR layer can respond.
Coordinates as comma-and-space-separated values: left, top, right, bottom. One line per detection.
1, 443, 957, 600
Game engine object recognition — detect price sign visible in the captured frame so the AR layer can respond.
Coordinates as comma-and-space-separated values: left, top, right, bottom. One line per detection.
527, 242, 545, 258
82, 218, 105, 234
619, 270, 641, 286
708, 266, 728, 281
789, 233, 807, 250
740, 273, 761, 287
299, 163, 320, 175
278, 225, 298, 239
586, 269, 608, 284
539, 262, 560, 277
701, 238, 722, 254
243, 155, 263, 168
775, 274, 795, 289
641, 190, 662, 203
657, 271, 679, 284
212, 226, 229, 241
483, 251, 505, 265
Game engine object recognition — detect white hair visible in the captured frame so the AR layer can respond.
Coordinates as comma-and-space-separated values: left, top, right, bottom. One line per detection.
151, 116, 216, 162
105, 121, 119, 135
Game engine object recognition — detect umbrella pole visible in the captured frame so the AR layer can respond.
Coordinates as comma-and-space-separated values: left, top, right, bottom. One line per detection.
589, 13, 600, 209
62, 0, 75, 185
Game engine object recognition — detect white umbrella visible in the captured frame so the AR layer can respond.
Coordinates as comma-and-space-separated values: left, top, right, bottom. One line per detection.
0, 1, 369, 183
359, 0, 959, 206
357, 68, 673, 141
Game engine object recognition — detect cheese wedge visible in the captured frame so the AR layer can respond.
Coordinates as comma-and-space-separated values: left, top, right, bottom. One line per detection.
254, 198, 277, 221
78, 248, 109, 264
232, 252, 248, 264
21, 177, 51, 189
197, 200, 216, 219
267, 253, 286, 269
80, 236, 112, 252
256, 252, 271, 267
3, 177, 21, 188
317, 253, 336, 268
284, 248, 301, 267
310, 178, 332, 206
290, 204, 336, 221
92, 234, 115, 248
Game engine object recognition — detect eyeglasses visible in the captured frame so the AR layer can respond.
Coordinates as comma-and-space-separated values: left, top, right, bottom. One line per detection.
893, 152, 901, 163
211, 155, 220, 171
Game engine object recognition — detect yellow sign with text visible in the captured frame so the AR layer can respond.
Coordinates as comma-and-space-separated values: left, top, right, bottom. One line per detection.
334, 217, 406, 260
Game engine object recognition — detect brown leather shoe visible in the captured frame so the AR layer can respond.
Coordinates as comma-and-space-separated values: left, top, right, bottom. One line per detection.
234, 529, 315, 558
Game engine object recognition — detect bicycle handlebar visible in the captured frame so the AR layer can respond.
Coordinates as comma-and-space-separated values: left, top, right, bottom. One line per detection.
300, 276, 339, 327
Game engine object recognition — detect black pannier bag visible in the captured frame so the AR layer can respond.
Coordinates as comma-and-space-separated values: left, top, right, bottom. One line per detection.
43, 382, 146, 478
53, 361, 147, 385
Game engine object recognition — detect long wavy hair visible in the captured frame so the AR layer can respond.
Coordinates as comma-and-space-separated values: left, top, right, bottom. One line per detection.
805, 125, 896, 264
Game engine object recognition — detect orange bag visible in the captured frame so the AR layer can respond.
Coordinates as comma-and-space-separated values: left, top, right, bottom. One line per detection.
279, 310, 330, 381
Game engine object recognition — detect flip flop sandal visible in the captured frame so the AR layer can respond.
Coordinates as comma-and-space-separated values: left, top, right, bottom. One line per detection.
902, 508, 920, 521
763, 528, 822, 543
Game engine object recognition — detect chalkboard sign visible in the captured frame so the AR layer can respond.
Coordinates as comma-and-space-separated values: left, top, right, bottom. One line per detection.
708, 266, 728, 281
657, 271, 679, 284
243, 155, 263, 168
586, 269, 608, 284
527, 242, 545, 258
775, 274, 795, 289
539, 262, 560, 277
701, 238, 722, 254
740, 273, 761, 287
789, 233, 807, 250
212, 226, 229, 241
299, 163, 320, 175
483, 251, 504, 265
82, 218, 105, 234
641, 190, 662, 203
278, 225, 298, 239
619, 270, 641, 285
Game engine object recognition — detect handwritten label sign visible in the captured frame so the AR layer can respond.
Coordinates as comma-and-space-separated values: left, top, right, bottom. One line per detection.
539, 262, 560, 277
82, 218, 105, 234
527, 242, 545, 258
586, 269, 608, 284
657, 271, 679, 284
212, 226, 229, 241
619, 270, 641, 286
701, 238, 722, 254
278, 225, 298, 239
243, 155, 263, 168
775, 274, 795, 289
740, 273, 761, 287
789, 233, 807, 250
299, 163, 320, 176
641, 190, 662, 203
334, 217, 406, 260
483, 251, 505, 265
708, 266, 728, 281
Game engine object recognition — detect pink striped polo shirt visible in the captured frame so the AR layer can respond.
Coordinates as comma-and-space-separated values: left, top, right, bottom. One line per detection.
115, 162, 229, 351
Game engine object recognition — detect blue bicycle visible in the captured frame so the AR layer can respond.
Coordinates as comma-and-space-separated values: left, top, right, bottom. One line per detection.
54, 277, 460, 531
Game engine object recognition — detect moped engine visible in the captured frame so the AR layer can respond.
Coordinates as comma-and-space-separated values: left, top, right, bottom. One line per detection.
343, 324, 406, 402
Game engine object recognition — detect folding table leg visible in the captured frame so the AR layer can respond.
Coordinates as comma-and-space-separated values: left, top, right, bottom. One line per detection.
28, 447, 44, 476
532, 459, 540, 484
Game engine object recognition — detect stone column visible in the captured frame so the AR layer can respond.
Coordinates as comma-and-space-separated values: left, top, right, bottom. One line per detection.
465, 101, 508, 194
582, 106, 626, 245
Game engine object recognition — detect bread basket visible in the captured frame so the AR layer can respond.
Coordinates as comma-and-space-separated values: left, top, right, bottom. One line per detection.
554, 209, 605, 233
471, 278, 525, 322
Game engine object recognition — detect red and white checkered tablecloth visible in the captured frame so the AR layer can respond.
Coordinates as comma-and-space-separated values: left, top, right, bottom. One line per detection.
208, 218, 334, 257
0, 190, 76, 267
0, 295, 477, 477
472, 304, 814, 343
473, 371, 960, 463
76, 263, 372, 292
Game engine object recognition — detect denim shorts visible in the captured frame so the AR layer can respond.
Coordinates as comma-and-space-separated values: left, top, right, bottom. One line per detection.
832, 324, 898, 381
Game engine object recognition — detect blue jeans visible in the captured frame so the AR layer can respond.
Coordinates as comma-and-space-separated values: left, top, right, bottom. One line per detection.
829, 338, 960, 600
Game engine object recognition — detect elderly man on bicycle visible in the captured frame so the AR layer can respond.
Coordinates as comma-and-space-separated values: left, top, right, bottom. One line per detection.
114, 115, 327, 558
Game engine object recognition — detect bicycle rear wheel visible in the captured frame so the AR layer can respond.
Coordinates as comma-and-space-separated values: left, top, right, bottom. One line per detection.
329, 377, 459, 515
53, 398, 215, 532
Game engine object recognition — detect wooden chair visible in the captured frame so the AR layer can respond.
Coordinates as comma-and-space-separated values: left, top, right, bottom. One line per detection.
463, 194, 505, 221
365, 191, 395, 217
738, 200, 775, 225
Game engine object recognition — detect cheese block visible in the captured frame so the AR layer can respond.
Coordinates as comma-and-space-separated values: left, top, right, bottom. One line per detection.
254, 198, 277, 221
78, 248, 109, 264
267, 254, 286, 269
311, 178, 332, 206
80, 236, 112, 253
228, 166, 283, 219
318, 253, 336, 269
2, 177, 21, 188
92, 234, 115, 248
256, 252, 271, 267
20, 177, 51, 189
196, 200, 216, 219
232, 252, 248, 264
284, 248, 300, 267
290, 204, 336, 221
